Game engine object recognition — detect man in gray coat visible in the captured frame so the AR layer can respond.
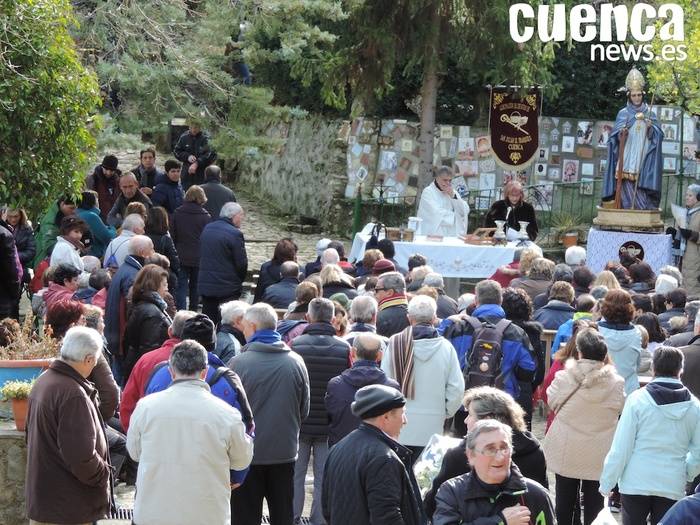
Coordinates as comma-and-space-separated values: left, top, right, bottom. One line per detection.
229, 303, 310, 525
200, 165, 236, 219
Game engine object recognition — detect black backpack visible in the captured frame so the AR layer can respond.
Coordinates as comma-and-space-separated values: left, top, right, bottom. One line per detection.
464, 317, 511, 390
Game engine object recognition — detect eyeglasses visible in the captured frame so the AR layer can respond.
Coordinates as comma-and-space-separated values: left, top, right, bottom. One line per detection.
374, 287, 387, 292
473, 444, 512, 457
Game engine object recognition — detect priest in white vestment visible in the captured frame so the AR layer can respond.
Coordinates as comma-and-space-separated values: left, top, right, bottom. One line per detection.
416, 166, 469, 237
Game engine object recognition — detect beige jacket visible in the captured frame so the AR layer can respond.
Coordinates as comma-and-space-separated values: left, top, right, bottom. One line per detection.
682, 204, 700, 296
543, 358, 625, 480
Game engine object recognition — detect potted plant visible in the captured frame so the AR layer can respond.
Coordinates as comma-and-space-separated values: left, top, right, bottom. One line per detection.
0, 313, 60, 390
549, 213, 585, 248
0, 379, 34, 431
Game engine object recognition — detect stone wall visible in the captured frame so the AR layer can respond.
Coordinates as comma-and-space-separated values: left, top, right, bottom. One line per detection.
236, 116, 350, 234
0, 425, 27, 525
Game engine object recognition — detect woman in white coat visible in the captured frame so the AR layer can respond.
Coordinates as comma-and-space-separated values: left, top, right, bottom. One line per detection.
49, 216, 87, 272
417, 166, 469, 237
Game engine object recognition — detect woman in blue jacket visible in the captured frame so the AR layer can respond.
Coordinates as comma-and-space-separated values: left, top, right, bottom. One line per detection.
600, 346, 700, 525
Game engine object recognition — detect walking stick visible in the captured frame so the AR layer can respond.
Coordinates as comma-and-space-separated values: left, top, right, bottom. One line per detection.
614, 129, 628, 209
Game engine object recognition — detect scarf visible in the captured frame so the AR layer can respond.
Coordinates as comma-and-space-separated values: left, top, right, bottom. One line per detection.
248, 329, 282, 345
390, 325, 416, 399
379, 292, 408, 311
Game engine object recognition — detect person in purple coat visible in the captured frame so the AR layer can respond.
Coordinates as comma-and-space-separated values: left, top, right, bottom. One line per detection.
325, 332, 400, 447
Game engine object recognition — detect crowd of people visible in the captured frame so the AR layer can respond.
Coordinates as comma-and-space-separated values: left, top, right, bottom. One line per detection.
3, 140, 700, 525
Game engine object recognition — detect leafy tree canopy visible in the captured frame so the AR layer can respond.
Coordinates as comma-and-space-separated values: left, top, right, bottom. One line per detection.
0, 0, 100, 217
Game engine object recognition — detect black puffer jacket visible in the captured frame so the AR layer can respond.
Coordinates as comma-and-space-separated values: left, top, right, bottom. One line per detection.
433, 464, 554, 525
122, 292, 172, 383
290, 322, 350, 436
322, 423, 426, 525
424, 429, 548, 519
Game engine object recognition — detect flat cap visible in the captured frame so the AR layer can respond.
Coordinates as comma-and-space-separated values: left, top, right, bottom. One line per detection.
351, 384, 405, 419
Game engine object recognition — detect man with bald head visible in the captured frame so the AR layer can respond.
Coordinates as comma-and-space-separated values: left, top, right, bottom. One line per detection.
325, 332, 400, 447
107, 172, 152, 228
261, 261, 299, 309
105, 234, 155, 384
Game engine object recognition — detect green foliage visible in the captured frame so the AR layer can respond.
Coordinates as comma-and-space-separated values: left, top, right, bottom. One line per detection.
0, 380, 34, 401
648, 0, 699, 113
0, 0, 100, 217
74, 0, 291, 159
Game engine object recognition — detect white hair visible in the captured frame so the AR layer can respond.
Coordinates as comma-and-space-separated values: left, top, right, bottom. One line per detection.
350, 295, 378, 323
565, 246, 586, 266
407, 295, 437, 324
457, 293, 475, 312
82, 256, 101, 274
321, 248, 340, 267
220, 201, 243, 219
128, 235, 154, 256
423, 272, 445, 289
61, 326, 103, 362
244, 303, 278, 330
122, 213, 145, 233
220, 300, 250, 325
655, 274, 679, 296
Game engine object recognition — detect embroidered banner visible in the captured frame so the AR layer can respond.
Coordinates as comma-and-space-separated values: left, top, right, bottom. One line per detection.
489, 87, 541, 169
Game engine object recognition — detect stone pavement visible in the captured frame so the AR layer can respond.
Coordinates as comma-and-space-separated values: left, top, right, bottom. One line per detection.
99, 149, 346, 272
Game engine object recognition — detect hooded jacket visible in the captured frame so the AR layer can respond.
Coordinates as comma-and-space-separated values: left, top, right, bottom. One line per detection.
325, 360, 400, 447
381, 326, 464, 446
599, 321, 643, 395
291, 322, 350, 437
600, 377, 700, 501
544, 358, 625, 480
424, 429, 548, 519
433, 464, 554, 525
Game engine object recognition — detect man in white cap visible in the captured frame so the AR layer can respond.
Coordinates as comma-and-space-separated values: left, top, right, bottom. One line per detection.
305, 238, 331, 277
322, 384, 425, 525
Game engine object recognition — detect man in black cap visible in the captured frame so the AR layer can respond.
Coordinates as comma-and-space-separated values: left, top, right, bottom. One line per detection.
86, 154, 122, 221
322, 384, 425, 525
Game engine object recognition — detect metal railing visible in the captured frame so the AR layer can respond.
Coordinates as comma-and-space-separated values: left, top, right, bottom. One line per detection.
350, 173, 698, 234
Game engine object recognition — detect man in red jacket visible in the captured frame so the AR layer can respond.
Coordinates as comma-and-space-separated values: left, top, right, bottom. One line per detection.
119, 310, 197, 431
